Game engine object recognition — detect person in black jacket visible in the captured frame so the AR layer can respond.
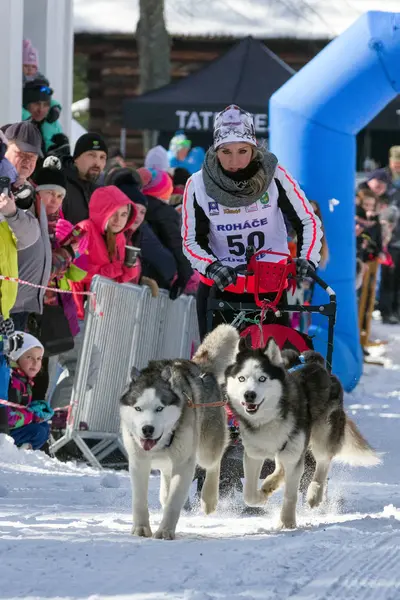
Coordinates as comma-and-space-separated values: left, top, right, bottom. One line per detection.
137, 168, 193, 299
61, 133, 108, 224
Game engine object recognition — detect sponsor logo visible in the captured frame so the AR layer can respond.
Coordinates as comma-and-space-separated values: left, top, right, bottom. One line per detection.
223, 208, 241, 214
208, 201, 219, 216
245, 203, 258, 213
216, 217, 268, 232
260, 192, 270, 207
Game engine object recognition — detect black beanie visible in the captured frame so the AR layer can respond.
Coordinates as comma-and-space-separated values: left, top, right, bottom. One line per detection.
73, 133, 108, 160
35, 156, 67, 196
23, 77, 53, 108
109, 169, 148, 208
47, 133, 71, 158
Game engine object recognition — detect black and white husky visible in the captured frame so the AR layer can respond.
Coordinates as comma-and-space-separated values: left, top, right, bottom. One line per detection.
120, 325, 239, 540
225, 335, 381, 529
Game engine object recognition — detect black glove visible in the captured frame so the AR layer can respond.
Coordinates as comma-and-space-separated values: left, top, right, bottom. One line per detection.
3, 332, 24, 355
296, 258, 315, 279
0, 315, 15, 337
206, 261, 237, 292
169, 278, 185, 300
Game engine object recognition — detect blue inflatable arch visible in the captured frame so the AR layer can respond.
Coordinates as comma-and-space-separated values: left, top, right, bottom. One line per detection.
269, 11, 400, 391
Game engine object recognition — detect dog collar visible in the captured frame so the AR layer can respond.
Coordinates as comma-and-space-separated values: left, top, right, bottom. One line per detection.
163, 431, 175, 449
288, 354, 306, 373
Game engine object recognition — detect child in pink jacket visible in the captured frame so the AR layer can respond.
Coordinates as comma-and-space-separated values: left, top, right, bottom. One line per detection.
72, 186, 141, 319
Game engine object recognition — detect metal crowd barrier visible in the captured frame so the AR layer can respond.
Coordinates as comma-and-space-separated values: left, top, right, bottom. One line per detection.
49, 276, 200, 468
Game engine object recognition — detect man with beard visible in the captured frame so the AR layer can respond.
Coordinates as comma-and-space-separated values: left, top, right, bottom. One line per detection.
62, 133, 108, 224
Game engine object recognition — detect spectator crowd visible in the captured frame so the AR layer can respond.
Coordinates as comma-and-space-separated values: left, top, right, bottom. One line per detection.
0, 38, 398, 453
0, 39, 194, 451
355, 147, 400, 353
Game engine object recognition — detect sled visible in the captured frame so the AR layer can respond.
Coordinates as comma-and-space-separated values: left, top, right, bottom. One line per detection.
206, 248, 336, 371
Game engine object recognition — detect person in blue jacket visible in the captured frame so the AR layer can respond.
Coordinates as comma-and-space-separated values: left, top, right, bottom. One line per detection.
168, 131, 205, 175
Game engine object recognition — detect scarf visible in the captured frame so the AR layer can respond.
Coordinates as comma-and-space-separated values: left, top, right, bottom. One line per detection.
202, 146, 278, 208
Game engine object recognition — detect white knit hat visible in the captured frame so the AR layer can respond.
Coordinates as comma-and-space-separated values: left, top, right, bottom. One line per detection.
213, 104, 257, 150
145, 145, 169, 171
8, 332, 44, 363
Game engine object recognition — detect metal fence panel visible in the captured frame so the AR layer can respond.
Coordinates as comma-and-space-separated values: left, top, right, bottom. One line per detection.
68, 277, 147, 435
65, 278, 200, 443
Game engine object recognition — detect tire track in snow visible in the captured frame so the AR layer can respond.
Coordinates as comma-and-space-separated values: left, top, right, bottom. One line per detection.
288, 531, 400, 599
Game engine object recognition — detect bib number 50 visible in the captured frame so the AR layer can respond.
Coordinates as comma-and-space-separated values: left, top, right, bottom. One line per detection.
227, 232, 265, 256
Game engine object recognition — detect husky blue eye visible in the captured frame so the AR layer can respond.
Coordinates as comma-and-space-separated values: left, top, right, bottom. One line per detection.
156, 406, 164, 412
259, 376, 267, 382
238, 376, 245, 382
134, 406, 142, 412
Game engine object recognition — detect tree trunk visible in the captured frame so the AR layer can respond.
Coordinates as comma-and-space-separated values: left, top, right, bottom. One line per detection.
136, 0, 171, 155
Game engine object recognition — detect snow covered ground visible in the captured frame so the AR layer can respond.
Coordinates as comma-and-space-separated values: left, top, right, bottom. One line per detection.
1, 322, 400, 600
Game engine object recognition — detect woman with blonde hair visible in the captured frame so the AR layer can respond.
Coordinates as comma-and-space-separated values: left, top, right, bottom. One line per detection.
182, 104, 323, 338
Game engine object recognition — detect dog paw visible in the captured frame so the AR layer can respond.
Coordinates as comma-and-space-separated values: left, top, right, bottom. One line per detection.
261, 474, 283, 497
131, 525, 152, 538
153, 528, 176, 540
201, 494, 218, 515
278, 519, 297, 529
307, 482, 324, 508
244, 489, 268, 507
277, 517, 297, 530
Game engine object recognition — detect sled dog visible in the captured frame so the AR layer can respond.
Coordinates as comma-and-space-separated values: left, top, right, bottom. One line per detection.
225, 334, 381, 529
120, 324, 239, 540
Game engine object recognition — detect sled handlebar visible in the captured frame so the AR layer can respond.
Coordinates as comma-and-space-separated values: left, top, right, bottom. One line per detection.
231, 256, 336, 301
304, 268, 336, 302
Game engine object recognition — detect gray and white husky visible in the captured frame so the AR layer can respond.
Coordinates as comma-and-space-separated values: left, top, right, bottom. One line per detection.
120, 325, 239, 540
225, 334, 381, 529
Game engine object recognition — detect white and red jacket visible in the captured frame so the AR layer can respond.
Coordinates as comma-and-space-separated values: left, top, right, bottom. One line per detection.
181, 164, 322, 292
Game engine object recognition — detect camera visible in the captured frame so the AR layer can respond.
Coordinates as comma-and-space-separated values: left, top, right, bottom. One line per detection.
0, 176, 11, 196
13, 183, 34, 210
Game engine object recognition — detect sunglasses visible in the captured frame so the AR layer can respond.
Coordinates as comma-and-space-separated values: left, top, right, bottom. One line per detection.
38, 86, 52, 95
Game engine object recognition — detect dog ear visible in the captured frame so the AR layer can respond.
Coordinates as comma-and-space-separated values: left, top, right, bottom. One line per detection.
161, 365, 173, 382
238, 334, 252, 352
281, 349, 299, 369
130, 366, 141, 382
264, 338, 283, 365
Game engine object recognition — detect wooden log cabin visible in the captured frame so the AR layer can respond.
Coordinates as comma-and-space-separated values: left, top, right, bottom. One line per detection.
74, 33, 328, 163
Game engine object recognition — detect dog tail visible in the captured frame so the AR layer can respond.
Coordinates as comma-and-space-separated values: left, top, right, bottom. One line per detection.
192, 324, 240, 382
336, 416, 382, 467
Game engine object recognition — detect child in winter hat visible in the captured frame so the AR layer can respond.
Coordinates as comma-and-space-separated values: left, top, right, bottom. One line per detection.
145, 145, 169, 172
137, 168, 173, 202
22, 39, 40, 81
6, 332, 53, 450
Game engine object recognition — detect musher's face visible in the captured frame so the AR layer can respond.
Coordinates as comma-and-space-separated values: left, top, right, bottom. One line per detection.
217, 142, 254, 172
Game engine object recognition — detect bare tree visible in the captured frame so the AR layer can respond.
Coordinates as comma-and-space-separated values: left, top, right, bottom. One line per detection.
136, 0, 171, 153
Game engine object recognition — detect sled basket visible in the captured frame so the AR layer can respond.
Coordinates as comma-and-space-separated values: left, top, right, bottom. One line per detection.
247, 249, 297, 308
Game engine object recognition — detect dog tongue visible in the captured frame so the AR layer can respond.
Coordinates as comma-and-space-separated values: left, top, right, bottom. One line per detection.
246, 403, 257, 412
141, 438, 157, 451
